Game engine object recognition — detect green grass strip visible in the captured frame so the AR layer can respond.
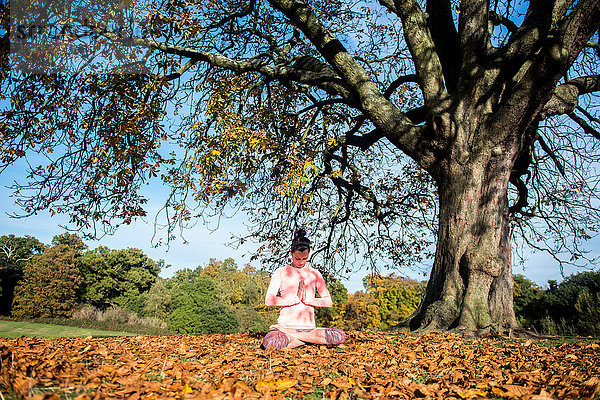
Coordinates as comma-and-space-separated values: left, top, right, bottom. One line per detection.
0, 320, 136, 338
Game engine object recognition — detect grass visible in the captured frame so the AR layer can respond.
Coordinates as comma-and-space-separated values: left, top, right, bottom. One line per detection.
0, 320, 137, 338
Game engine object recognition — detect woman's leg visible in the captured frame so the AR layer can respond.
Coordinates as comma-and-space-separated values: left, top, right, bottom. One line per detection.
261, 330, 305, 349
277, 327, 346, 347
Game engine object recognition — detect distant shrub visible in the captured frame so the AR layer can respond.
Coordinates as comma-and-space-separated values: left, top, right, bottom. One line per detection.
72, 304, 100, 321
235, 306, 276, 334
574, 290, 600, 336
70, 304, 171, 335
167, 303, 239, 335
513, 275, 545, 328
363, 274, 425, 329
248, 314, 275, 335
512, 271, 600, 337
197, 303, 239, 334
538, 271, 600, 336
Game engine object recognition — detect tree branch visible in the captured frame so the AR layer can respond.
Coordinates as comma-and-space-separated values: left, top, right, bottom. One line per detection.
586, 41, 600, 58
323, 153, 389, 221
383, 74, 418, 99
392, 0, 448, 111
203, 0, 257, 32
489, 10, 518, 33
553, 0, 577, 26
161, 59, 198, 82
555, 0, 600, 68
90, 23, 353, 97
426, 0, 461, 92
502, 1, 554, 65
0, 244, 35, 264
577, 105, 600, 124
377, 0, 397, 14
540, 75, 600, 118
568, 111, 600, 140
458, 0, 491, 68
268, 0, 431, 163
345, 129, 385, 151
509, 173, 533, 216
537, 134, 566, 176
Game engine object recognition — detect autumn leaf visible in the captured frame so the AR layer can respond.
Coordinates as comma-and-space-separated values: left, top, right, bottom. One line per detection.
255, 378, 298, 392
1, 332, 599, 400
331, 377, 355, 389
182, 383, 193, 394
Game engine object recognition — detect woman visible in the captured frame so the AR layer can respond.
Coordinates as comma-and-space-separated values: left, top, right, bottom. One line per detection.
261, 228, 346, 349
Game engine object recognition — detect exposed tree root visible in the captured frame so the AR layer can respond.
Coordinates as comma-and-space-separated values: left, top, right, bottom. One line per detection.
385, 320, 572, 342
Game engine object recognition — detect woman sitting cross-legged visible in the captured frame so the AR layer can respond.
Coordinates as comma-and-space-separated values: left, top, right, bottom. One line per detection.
261, 228, 346, 349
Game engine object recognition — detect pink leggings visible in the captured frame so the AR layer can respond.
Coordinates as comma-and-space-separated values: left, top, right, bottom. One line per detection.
261, 328, 346, 349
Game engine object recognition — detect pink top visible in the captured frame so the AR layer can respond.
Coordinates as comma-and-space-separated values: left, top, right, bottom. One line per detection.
265, 265, 333, 329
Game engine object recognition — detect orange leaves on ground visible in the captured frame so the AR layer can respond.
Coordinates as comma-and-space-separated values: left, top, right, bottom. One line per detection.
255, 378, 298, 392
1, 332, 599, 399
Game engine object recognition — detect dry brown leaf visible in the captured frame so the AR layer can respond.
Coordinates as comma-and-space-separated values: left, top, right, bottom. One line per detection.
255, 378, 298, 392
331, 376, 355, 389
2, 332, 599, 400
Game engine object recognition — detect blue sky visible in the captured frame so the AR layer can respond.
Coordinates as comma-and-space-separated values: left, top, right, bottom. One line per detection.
1, 159, 598, 294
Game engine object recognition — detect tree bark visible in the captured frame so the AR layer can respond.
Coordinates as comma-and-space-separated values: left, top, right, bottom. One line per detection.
409, 139, 519, 331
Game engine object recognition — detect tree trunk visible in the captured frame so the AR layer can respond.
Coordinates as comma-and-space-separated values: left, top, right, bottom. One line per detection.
409, 143, 519, 332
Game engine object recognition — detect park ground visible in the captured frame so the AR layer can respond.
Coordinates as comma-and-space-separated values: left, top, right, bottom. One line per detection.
1, 330, 599, 400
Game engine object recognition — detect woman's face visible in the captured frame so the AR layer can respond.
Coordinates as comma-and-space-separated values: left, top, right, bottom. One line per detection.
291, 249, 310, 269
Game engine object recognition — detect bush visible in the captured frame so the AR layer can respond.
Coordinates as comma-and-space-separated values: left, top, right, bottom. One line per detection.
71, 304, 171, 335
363, 274, 425, 329
513, 275, 544, 328
71, 304, 100, 321
197, 303, 239, 334
574, 290, 600, 336
167, 303, 239, 335
248, 313, 276, 335
513, 271, 600, 337
539, 271, 600, 336
235, 306, 276, 334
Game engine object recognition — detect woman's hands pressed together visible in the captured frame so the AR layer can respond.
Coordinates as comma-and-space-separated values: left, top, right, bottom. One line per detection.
297, 279, 306, 302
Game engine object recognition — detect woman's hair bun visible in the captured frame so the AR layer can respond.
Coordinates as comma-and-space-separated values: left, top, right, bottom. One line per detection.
293, 227, 307, 240
291, 227, 311, 252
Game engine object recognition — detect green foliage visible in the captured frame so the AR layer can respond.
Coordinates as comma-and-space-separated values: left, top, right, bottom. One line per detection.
166, 271, 239, 334
199, 258, 248, 306
538, 271, 600, 336
0, 235, 44, 315
12, 245, 82, 319
169, 271, 217, 308
51, 233, 88, 253
167, 302, 239, 335
6, 233, 600, 338
509, 271, 600, 337
77, 246, 161, 310
142, 278, 172, 320
513, 274, 545, 327
574, 291, 600, 336
363, 274, 425, 329
246, 309, 277, 335
197, 303, 239, 334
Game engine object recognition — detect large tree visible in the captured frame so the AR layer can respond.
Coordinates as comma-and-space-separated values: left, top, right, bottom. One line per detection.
0, 235, 44, 315
2, 0, 600, 331
12, 244, 82, 318
77, 246, 161, 310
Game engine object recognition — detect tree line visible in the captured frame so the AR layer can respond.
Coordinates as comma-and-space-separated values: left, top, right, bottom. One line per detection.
1, 233, 598, 336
